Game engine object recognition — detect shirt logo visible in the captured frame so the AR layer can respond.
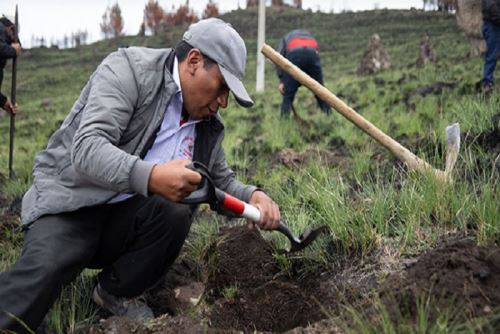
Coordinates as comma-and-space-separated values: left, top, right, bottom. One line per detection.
178, 135, 195, 160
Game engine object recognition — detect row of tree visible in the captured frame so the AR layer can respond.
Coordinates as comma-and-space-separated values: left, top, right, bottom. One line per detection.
101, 0, 308, 39
422, 0, 455, 12
30, 30, 89, 49
246, 0, 302, 8
100, 0, 219, 38
30, 0, 458, 48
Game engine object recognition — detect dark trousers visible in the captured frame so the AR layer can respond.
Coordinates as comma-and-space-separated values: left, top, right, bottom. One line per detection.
482, 20, 500, 84
281, 47, 331, 117
0, 195, 194, 333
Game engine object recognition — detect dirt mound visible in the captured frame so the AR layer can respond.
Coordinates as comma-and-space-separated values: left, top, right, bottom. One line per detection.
357, 33, 391, 75
206, 226, 279, 296
275, 148, 349, 169
381, 238, 500, 320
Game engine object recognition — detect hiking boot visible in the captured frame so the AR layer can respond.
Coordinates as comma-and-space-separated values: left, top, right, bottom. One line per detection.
483, 81, 494, 94
476, 80, 494, 95
92, 283, 154, 322
322, 106, 332, 115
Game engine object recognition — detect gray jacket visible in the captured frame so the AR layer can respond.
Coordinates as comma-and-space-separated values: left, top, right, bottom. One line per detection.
21, 47, 256, 225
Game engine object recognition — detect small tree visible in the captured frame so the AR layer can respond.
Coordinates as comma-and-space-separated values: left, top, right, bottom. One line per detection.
100, 6, 112, 39
203, 1, 219, 19
144, 0, 164, 35
138, 22, 146, 37
110, 3, 124, 37
247, 0, 258, 8
101, 3, 123, 38
165, 5, 198, 27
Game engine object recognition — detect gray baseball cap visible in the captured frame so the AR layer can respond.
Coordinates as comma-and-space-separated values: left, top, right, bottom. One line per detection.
183, 18, 254, 108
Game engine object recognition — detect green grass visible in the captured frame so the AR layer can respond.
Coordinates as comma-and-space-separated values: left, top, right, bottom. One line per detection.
44, 272, 98, 333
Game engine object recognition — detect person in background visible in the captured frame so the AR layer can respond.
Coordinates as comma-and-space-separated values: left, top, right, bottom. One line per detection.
0, 15, 21, 114
479, 0, 500, 93
276, 29, 331, 117
0, 18, 280, 333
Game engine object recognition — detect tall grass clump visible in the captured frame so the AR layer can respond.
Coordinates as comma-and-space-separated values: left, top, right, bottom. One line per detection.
44, 271, 98, 333
338, 294, 499, 334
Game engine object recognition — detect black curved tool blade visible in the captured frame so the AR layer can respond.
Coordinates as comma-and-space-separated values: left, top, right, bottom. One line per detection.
288, 225, 328, 253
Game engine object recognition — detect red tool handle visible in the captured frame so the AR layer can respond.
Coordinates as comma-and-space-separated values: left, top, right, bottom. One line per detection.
218, 191, 261, 222
218, 191, 300, 245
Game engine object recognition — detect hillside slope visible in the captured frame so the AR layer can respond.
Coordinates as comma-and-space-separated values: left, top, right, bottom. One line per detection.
0, 8, 499, 334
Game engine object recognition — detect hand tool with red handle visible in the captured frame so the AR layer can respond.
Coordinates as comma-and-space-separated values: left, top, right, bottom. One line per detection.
181, 161, 327, 252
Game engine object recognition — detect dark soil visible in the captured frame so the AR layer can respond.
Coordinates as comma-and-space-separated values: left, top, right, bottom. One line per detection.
101, 230, 499, 333
205, 226, 279, 296
273, 147, 350, 169
404, 81, 456, 101
381, 238, 500, 322
206, 227, 330, 333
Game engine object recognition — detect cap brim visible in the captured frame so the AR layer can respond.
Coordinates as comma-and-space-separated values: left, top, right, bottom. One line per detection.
219, 66, 254, 108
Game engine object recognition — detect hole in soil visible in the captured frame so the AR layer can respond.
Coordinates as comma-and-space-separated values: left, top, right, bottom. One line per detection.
206, 226, 327, 332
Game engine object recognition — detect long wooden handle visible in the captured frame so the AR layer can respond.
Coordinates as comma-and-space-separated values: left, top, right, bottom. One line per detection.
261, 43, 446, 181
9, 5, 19, 179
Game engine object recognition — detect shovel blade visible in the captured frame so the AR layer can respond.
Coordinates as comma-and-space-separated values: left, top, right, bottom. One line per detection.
445, 123, 460, 175
288, 225, 328, 253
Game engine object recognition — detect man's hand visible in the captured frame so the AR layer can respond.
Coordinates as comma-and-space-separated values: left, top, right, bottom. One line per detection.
247, 190, 280, 231
3, 100, 16, 115
278, 82, 285, 95
11, 42, 21, 56
148, 160, 201, 202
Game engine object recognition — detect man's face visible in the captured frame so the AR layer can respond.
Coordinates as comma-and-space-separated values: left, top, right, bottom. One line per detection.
6, 26, 15, 40
180, 49, 230, 119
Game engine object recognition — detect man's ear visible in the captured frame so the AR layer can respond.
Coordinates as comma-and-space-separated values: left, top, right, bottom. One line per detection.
186, 48, 203, 75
